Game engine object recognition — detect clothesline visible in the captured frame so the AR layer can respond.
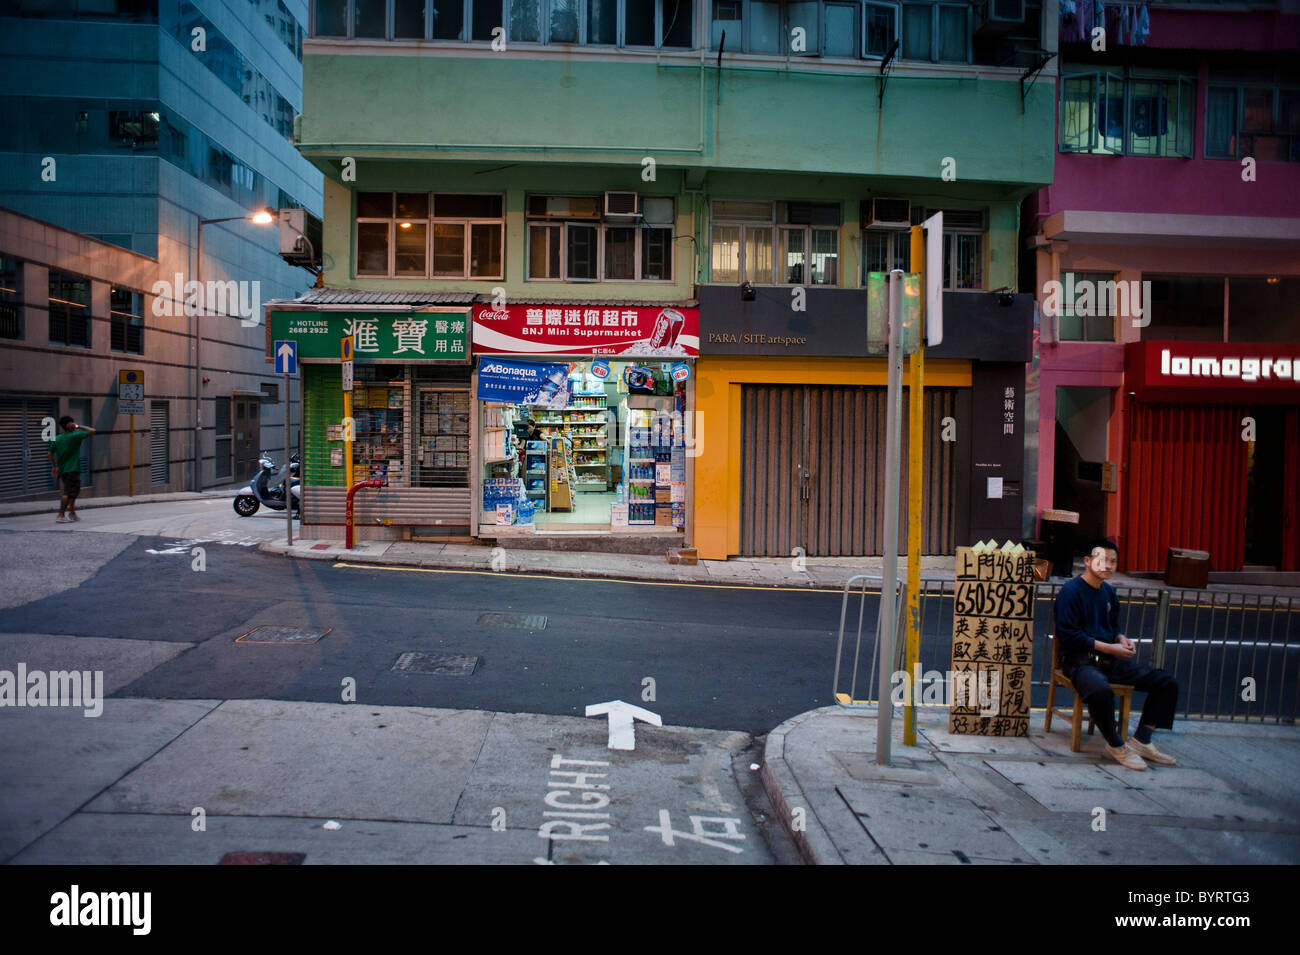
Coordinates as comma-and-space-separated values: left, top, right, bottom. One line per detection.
1060, 0, 1152, 46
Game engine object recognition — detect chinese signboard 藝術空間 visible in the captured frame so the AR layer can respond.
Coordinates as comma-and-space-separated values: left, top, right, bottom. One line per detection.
948, 546, 1036, 737
267, 310, 470, 362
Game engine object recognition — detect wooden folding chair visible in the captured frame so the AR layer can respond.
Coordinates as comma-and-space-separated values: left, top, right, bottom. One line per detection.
1044, 621, 1133, 752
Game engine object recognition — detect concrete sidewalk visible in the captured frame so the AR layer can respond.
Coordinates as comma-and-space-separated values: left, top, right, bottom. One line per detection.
0, 488, 238, 517
760, 704, 1300, 865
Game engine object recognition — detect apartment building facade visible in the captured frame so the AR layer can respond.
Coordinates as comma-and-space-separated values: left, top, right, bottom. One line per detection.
286, 0, 1056, 553
1025, 0, 1300, 573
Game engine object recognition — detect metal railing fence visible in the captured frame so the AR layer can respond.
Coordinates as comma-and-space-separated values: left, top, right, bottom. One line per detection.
834, 576, 1298, 723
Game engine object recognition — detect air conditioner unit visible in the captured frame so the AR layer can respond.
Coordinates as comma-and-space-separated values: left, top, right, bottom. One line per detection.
278, 208, 322, 269
863, 197, 911, 228
604, 191, 641, 218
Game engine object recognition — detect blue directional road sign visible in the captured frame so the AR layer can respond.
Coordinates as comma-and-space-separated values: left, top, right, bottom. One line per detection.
274, 340, 297, 375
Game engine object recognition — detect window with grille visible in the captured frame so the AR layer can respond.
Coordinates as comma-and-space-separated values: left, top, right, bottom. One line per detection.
49, 271, 91, 348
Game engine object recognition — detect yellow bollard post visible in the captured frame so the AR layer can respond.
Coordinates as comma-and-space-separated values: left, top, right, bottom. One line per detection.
904, 225, 925, 746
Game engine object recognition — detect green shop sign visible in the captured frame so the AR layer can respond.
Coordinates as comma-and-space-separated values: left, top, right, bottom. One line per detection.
268, 309, 469, 362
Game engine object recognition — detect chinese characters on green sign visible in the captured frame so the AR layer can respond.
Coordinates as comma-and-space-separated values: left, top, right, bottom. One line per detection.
268, 310, 469, 361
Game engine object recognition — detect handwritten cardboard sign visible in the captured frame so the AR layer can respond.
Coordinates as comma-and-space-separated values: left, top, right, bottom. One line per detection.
948, 546, 1036, 737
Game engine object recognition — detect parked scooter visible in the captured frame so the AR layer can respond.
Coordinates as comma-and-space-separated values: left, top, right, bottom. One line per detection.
233, 452, 300, 516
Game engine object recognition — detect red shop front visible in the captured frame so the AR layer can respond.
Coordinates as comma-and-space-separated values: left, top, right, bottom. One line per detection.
1123, 341, 1300, 573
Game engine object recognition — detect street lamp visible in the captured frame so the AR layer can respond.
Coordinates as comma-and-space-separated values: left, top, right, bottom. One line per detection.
193, 209, 273, 491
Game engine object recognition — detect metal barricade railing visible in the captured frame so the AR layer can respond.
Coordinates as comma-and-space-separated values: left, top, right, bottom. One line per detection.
835, 576, 1298, 723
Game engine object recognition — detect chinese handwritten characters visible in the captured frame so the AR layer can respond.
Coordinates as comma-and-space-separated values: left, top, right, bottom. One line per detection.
948, 546, 1036, 737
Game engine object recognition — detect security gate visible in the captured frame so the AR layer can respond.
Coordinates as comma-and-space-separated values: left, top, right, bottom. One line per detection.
739, 384, 960, 557
0, 397, 57, 498
150, 401, 169, 485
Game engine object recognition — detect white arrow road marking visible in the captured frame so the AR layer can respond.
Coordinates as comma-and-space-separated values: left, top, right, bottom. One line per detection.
585, 700, 662, 751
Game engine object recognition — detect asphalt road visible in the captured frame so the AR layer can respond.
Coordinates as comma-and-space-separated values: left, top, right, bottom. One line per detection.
0, 530, 841, 734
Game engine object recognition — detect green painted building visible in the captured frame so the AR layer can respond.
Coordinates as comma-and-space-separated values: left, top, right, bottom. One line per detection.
285, 0, 1058, 548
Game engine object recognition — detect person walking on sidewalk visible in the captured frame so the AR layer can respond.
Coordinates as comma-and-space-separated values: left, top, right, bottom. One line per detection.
1055, 539, 1179, 771
47, 416, 94, 523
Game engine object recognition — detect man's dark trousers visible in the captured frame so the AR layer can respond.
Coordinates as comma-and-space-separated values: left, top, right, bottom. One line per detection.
1064, 660, 1178, 745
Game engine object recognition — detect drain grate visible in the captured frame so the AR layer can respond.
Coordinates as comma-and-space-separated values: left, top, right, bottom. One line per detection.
392, 652, 479, 676
218, 851, 306, 865
476, 612, 547, 630
235, 626, 331, 645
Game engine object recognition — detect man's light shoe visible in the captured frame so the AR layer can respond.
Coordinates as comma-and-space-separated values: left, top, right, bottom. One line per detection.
1106, 743, 1148, 771
1127, 738, 1176, 766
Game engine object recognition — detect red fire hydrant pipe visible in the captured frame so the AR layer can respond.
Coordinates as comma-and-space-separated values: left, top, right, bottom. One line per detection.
345, 480, 385, 549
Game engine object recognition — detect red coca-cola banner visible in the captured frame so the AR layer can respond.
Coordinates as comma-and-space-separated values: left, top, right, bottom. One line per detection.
473, 303, 699, 357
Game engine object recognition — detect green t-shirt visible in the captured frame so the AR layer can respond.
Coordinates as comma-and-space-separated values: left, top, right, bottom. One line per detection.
49, 430, 88, 475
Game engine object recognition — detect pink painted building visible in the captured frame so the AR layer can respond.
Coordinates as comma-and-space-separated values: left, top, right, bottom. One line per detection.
1024, 0, 1300, 576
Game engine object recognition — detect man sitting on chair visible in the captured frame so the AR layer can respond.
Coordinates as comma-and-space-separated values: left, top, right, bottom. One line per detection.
1055, 539, 1179, 771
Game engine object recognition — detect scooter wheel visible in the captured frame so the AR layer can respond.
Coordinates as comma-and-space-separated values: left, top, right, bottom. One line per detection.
233, 495, 260, 517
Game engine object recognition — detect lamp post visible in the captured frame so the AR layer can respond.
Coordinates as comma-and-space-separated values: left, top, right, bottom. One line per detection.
192, 209, 274, 492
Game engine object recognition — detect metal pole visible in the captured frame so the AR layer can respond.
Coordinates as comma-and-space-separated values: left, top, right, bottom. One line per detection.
904, 226, 925, 746
128, 413, 135, 496
877, 269, 905, 765
193, 221, 203, 492
285, 371, 293, 545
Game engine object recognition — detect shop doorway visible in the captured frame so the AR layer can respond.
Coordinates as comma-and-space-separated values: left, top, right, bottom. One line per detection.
232, 396, 259, 480
1053, 386, 1111, 546
1244, 405, 1287, 568
738, 384, 960, 557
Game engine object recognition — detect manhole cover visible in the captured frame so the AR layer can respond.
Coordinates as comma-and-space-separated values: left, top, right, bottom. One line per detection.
392, 652, 479, 676
476, 612, 547, 630
235, 626, 331, 645
218, 851, 306, 865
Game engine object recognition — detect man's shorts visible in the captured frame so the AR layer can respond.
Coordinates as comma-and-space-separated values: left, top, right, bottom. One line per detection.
59, 472, 81, 499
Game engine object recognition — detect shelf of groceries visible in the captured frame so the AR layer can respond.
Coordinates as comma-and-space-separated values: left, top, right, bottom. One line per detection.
480, 361, 687, 529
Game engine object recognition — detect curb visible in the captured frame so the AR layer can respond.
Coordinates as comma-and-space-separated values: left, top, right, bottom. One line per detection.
0, 492, 216, 518
259, 541, 852, 590
759, 707, 846, 865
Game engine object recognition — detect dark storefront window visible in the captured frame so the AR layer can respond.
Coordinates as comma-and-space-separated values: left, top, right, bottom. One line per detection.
1145, 276, 1224, 342
1228, 277, 1300, 343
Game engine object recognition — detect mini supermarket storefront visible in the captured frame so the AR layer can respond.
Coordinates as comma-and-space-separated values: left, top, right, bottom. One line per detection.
470, 301, 699, 545
1123, 341, 1300, 572
267, 294, 476, 541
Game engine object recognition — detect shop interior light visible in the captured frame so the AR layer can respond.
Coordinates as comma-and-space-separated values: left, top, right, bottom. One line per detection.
399, 221, 413, 229
1266, 276, 1280, 285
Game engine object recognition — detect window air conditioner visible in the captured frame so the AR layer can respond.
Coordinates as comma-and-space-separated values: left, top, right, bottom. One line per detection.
278, 208, 322, 269
604, 191, 641, 218
863, 198, 911, 228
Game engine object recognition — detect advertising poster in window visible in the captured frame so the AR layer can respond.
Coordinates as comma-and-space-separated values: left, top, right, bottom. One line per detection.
473, 304, 699, 357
